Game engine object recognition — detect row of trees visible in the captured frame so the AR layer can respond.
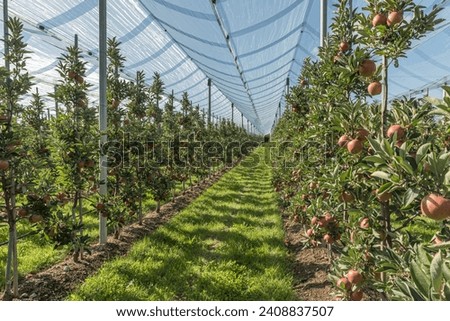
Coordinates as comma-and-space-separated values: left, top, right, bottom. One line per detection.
272, 0, 450, 300
0, 18, 254, 299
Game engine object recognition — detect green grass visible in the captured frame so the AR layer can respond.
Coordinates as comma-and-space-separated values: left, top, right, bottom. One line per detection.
0, 224, 66, 287
69, 148, 295, 300
0, 175, 202, 288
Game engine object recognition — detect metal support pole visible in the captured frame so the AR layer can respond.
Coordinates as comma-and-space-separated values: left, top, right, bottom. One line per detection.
98, 0, 108, 245
74, 34, 78, 48
231, 103, 234, 123
3, 0, 9, 72
286, 77, 290, 96
241, 113, 244, 128
54, 85, 59, 117
247, 120, 249, 132
207, 78, 212, 126
320, 0, 328, 47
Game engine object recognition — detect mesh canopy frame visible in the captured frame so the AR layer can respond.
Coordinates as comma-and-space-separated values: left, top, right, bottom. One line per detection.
0, 0, 448, 133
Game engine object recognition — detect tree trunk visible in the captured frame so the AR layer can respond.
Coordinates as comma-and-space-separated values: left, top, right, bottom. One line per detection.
2, 171, 18, 299
381, 55, 388, 135
73, 250, 80, 263
380, 55, 391, 284
156, 200, 161, 213
138, 191, 143, 225
79, 192, 83, 260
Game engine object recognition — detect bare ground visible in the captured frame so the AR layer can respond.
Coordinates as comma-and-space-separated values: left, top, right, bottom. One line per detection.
283, 214, 334, 301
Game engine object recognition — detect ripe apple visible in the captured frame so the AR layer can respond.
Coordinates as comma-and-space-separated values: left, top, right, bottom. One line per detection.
323, 234, 334, 244
347, 139, 363, 154
337, 277, 351, 291
387, 11, 403, 26
17, 208, 28, 218
96, 203, 105, 211
350, 290, 363, 301
386, 124, 405, 139
339, 41, 349, 52
324, 212, 334, 223
341, 191, 355, 203
395, 139, 405, 148
318, 217, 328, 228
356, 129, 370, 141
0, 159, 10, 171
347, 269, 363, 284
359, 59, 376, 77
368, 81, 382, 95
360, 217, 370, 229
306, 228, 314, 237
338, 135, 351, 147
372, 13, 387, 27
112, 99, 121, 109
29, 214, 43, 224
75, 74, 84, 84
420, 194, 450, 221
77, 160, 86, 169
68, 70, 77, 79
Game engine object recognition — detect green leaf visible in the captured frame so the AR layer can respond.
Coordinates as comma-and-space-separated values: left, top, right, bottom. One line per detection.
430, 251, 443, 292
395, 280, 413, 299
416, 143, 431, 164
402, 188, 420, 209
378, 182, 393, 194
364, 155, 385, 164
417, 245, 431, 266
410, 260, 430, 297
397, 157, 414, 175
428, 241, 450, 250
445, 170, 450, 186
383, 138, 394, 156
444, 284, 450, 301
371, 171, 391, 180
437, 152, 450, 174
443, 262, 450, 282
376, 263, 399, 273
395, 280, 425, 301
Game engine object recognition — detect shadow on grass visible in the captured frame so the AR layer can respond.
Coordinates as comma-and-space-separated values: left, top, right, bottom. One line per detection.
71, 148, 295, 301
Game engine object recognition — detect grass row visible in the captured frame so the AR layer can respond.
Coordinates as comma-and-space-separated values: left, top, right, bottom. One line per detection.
70, 148, 295, 300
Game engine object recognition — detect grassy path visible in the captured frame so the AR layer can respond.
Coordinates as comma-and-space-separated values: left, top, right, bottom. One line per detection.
70, 148, 295, 300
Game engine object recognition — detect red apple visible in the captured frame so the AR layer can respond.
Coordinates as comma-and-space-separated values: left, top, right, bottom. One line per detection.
420, 194, 450, 221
